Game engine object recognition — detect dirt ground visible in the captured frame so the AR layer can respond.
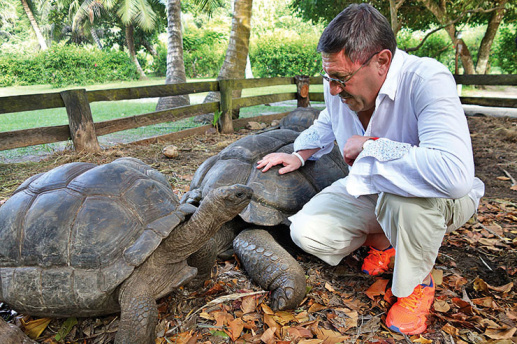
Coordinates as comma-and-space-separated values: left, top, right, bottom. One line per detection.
0, 114, 516, 343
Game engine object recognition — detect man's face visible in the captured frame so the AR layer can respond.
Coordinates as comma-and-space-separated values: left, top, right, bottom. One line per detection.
321, 50, 386, 113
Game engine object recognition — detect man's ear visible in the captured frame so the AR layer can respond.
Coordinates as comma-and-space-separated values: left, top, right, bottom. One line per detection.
377, 49, 392, 75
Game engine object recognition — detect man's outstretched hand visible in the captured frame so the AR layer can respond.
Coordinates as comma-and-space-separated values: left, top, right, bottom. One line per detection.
257, 153, 302, 174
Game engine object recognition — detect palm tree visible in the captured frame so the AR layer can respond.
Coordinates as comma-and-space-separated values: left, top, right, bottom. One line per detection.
20, 0, 48, 50
155, 0, 189, 111
203, 0, 253, 120
72, 0, 158, 78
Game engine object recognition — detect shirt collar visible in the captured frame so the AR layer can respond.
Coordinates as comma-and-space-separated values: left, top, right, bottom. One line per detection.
378, 48, 405, 101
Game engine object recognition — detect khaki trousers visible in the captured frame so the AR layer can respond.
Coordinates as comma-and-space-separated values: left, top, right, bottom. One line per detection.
289, 178, 476, 297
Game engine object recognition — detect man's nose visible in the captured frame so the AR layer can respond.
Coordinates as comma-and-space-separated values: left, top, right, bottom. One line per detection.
329, 82, 344, 96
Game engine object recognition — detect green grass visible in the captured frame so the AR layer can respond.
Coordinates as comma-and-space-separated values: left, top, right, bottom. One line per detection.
0, 78, 324, 162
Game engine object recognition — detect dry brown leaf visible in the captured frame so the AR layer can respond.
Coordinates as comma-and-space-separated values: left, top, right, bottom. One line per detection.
474, 277, 489, 293
227, 318, 243, 341
308, 303, 327, 313
411, 335, 433, 343
487, 282, 514, 293
261, 303, 274, 315
484, 327, 517, 340
431, 269, 443, 285
434, 299, 451, 313
171, 330, 194, 344
273, 311, 297, 325
441, 323, 459, 336
287, 326, 313, 340
23, 318, 51, 339
260, 327, 277, 343
472, 296, 494, 308
241, 295, 257, 314
295, 310, 310, 323
263, 314, 280, 334
213, 310, 232, 328
298, 340, 323, 344
364, 278, 389, 300
510, 185, 517, 191
324, 282, 336, 293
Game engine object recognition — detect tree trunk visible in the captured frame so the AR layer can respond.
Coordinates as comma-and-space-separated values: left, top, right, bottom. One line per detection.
475, 0, 507, 74
125, 24, 147, 79
155, 0, 189, 111
203, 0, 253, 120
91, 27, 103, 49
388, 0, 404, 36
142, 39, 157, 56
20, 0, 48, 50
417, 0, 475, 74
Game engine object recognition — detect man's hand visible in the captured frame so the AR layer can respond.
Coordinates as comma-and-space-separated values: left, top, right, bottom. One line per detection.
257, 153, 302, 174
343, 135, 373, 166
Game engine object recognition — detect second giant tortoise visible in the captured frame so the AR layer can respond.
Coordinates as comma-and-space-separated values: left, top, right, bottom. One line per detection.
0, 157, 252, 344
183, 108, 349, 310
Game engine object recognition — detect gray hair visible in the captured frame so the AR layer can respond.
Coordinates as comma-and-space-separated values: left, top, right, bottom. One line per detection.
317, 3, 397, 63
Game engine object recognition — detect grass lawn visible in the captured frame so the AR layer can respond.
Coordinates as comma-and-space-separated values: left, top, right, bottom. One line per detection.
0, 77, 324, 162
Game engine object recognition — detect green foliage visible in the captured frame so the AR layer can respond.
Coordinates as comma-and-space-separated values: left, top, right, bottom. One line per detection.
0, 44, 139, 87
250, 32, 321, 77
153, 28, 226, 78
397, 29, 456, 72
494, 26, 517, 74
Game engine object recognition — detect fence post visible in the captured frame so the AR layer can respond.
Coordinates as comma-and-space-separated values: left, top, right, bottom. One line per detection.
219, 79, 235, 134
60, 89, 101, 153
295, 75, 310, 108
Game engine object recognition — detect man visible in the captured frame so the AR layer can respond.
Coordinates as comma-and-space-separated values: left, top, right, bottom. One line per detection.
257, 3, 484, 335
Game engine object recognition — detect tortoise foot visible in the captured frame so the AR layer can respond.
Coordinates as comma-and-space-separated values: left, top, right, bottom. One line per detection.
233, 229, 306, 310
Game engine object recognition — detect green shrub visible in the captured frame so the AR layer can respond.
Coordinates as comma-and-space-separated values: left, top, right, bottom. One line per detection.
494, 26, 517, 74
0, 44, 139, 87
250, 31, 321, 77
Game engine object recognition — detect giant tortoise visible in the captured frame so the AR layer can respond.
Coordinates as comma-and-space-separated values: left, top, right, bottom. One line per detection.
0, 157, 252, 344
182, 108, 349, 310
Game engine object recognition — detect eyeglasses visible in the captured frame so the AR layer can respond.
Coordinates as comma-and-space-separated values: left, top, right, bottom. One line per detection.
320, 51, 380, 88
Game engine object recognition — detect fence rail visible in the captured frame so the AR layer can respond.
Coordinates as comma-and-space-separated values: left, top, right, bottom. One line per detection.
0, 74, 516, 153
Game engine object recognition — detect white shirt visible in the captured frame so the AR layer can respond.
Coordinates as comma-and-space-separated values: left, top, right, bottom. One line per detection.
294, 49, 484, 207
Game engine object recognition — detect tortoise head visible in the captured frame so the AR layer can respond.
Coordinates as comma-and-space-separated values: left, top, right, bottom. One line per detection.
207, 184, 253, 220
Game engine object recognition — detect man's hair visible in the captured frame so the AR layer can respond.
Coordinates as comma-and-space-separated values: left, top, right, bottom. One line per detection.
317, 3, 397, 63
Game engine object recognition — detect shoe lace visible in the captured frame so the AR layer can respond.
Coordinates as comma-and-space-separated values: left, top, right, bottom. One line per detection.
366, 248, 384, 261
398, 286, 424, 311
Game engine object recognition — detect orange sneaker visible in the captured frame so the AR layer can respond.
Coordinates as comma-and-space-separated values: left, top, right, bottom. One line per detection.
361, 246, 395, 276
385, 276, 435, 335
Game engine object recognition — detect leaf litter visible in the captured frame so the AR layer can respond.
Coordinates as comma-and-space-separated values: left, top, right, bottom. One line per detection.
0, 116, 515, 343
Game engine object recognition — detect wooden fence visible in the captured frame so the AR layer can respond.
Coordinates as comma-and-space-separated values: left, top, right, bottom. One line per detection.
0, 74, 516, 153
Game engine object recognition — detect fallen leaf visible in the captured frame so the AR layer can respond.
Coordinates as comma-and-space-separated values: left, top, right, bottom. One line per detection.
308, 303, 327, 313
260, 327, 277, 343
23, 318, 51, 339
227, 318, 243, 341
488, 282, 513, 293
273, 311, 297, 325
474, 277, 489, 293
325, 282, 336, 292
54, 317, 77, 341
432, 269, 443, 285
511, 185, 517, 191
364, 278, 389, 300
241, 295, 257, 314
497, 176, 511, 181
441, 323, 459, 336
411, 335, 433, 343
434, 299, 451, 313
484, 327, 517, 340
472, 296, 494, 308
261, 303, 274, 315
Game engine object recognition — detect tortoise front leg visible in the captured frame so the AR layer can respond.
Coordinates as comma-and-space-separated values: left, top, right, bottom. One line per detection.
115, 284, 157, 344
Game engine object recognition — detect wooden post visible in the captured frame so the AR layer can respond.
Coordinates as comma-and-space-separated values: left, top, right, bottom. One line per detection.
60, 89, 101, 153
219, 79, 235, 134
295, 75, 310, 108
